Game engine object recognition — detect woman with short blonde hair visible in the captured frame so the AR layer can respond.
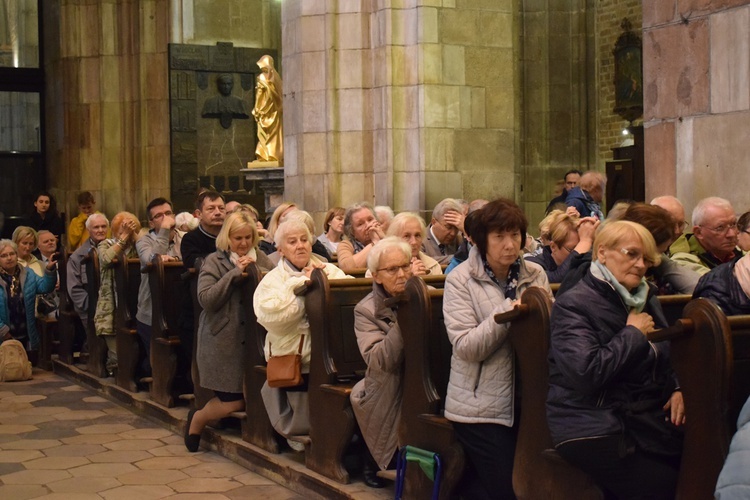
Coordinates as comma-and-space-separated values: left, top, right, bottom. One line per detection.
12, 226, 44, 277
383, 212, 441, 277
548, 220, 682, 498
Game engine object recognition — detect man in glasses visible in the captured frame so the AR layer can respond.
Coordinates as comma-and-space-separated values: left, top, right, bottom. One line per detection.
671, 197, 741, 275
135, 197, 182, 374
423, 198, 464, 265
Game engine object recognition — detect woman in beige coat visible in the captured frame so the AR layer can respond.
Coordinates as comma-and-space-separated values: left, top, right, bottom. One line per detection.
350, 237, 414, 488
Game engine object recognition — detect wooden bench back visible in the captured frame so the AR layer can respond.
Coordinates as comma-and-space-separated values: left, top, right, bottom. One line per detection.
83, 247, 108, 377
498, 287, 602, 499
56, 250, 77, 364
396, 276, 464, 499
646, 298, 739, 500
113, 253, 141, 330
306, 271, 370, 384
147, 257, 186, 339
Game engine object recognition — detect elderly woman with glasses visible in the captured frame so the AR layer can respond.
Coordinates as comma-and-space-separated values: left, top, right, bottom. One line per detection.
337, 203, 385, 273
0, 239, 57, 355
351, 237, 413, 487
443, 199, 552, 499
524, 210, 598, 283
548, 220, 684, 499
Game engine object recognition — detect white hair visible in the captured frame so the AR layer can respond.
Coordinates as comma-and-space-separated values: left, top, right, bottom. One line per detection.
366, 236, 412, 275
692, 197, 734, 227
85, 213, 109, 230
274, 219, 312, 247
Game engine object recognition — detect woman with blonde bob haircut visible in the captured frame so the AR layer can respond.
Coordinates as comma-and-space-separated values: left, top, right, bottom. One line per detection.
12, 226, 44, 277
185, 210, 273, 452
526, 209, 597, 283
385, 212, 442, 277
547, 220, 684, 499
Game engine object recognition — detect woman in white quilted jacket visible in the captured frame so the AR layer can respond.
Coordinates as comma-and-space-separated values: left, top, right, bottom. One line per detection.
442, 199, 552, 499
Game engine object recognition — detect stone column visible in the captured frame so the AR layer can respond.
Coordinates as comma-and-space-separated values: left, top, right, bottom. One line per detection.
44, 0, 171, 219
642, 0, 750, 213
282, 0, 521, 222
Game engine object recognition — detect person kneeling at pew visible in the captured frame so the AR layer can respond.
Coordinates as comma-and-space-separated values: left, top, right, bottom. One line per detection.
253, 218, 351, 450
351, 237, 413, 488
547, 221, 685, 499
443, 199, 552, 499
185, 211, 274, 452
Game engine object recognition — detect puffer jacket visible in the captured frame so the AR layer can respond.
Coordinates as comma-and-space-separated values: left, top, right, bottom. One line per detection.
443, 245, 551, 425
565, 187, 603, 220
253, 256, 350, 369
0, 265, 56, 349
547, 269, 673, 446
692, 260, 750, 316
715, 395, 750, 499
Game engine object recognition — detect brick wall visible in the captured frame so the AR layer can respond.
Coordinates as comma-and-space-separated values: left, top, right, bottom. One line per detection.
597, 0, 642, 163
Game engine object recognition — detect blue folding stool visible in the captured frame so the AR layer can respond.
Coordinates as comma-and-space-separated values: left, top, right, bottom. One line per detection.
394, 445, 442, 500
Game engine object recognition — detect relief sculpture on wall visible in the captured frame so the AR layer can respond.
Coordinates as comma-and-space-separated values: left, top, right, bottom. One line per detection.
201, 73, 250, 129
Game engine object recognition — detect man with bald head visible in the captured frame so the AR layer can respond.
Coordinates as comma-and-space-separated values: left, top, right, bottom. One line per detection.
670, 197, 741, 275
565, 171, 606, 220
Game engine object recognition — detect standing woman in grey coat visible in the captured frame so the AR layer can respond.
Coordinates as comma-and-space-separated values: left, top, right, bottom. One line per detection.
184, 211, 273, 452
350, 237, 413, 488
443, 199, 552, 499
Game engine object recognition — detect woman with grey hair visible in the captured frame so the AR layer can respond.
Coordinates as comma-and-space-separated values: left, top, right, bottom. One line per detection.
351, 236, 413, 487
253, 218, 351, 445
337, 203, 385, 272
0, 239, 57, 356
386, 212, 442, 276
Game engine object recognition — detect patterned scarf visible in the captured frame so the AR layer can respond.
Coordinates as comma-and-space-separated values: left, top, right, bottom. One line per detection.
0, 266, 27, 341
483, 256, 522, 300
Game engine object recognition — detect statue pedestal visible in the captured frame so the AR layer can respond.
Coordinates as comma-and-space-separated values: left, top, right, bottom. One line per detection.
240, 163, 284, 216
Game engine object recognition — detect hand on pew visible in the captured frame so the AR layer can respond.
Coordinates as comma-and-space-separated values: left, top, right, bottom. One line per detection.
663, 390, 686, 426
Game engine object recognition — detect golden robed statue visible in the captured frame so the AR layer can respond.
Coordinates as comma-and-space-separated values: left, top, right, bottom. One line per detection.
252, 55, 283, 163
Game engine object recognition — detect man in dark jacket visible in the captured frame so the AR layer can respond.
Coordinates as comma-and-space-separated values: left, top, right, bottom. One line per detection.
546, 169, 582, 214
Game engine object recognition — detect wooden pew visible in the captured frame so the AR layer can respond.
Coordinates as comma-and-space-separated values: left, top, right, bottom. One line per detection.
187, 259, 214, 410
647, 299, 750, 500
83, 247, 108, 378
241, 265, 281, 453
302, 271, 372, 483
57, 250, 81, 365
146, 256, 187, 407
658, 294, 692, 326
495, 287, 603, 499
395, 276, 464, 500
113, 252, 142, 392
36, 313, 57, 371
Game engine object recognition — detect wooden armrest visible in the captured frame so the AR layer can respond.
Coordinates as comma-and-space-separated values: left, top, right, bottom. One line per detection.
494, 304, 528, 324
254, 365, 267, 374
320, 383, 355, 397
376, 470, 397, 482
647, 318, 694, 343
155, 336, 180, 346
417, 413, 453, 430
294, 280, 312, 296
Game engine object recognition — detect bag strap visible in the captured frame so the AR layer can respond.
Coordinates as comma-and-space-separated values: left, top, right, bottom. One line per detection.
268, 335, 305, 358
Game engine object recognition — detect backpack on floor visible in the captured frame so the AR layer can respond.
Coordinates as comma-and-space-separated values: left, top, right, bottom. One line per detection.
0, 339, 33, 382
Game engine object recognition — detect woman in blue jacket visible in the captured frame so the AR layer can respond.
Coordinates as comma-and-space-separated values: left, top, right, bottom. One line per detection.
0, 239, 57, 353
547, 221, 685, 499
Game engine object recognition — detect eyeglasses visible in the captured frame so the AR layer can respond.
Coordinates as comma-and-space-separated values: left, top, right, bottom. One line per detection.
698, 221, 738, 235
619, 247, 655, 266
377, 263, 411, 276
677, 220, 689, 232
150, 210, 174, 221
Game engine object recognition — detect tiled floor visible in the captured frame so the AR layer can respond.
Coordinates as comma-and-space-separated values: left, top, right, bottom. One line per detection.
0, 370, 306, 499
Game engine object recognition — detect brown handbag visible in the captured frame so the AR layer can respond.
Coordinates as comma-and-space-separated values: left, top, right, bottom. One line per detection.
266, 335, 305, 388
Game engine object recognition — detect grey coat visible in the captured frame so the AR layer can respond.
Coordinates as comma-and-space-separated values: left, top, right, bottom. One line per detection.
350, 282, 403, 470
422, 226, 459, 265
66, 238, 93, 321
197, 249, 272, 393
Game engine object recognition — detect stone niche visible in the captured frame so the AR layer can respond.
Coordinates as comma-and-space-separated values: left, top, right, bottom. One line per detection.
168, 42, 277, 211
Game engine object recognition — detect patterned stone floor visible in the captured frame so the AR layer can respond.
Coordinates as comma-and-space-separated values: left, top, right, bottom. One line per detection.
0, 369, 306, 499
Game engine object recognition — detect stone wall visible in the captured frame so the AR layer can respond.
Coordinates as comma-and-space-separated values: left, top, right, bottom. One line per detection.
597, 0, 642, 163
282, 0, 520, 223
642, 0, 750, 215
43, 0, 172, 219
521, 0, 597, 228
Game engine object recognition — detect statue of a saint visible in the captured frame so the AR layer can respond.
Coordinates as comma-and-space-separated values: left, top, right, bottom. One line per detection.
252, 55, 283, 163
201, 74, 250, 129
